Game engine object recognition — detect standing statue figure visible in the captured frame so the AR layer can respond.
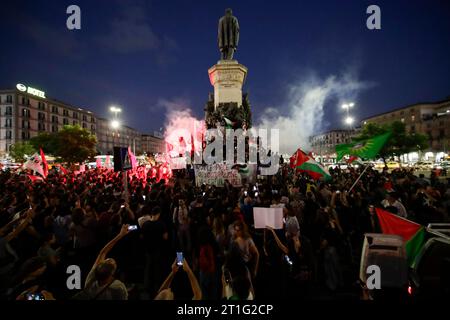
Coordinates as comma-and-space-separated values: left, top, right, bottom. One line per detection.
218, 8, 240, 60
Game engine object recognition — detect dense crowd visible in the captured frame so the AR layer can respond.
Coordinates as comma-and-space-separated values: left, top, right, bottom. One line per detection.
0, 164, 449, 300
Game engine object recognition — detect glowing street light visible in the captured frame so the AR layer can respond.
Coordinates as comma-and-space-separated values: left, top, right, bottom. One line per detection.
110, 106, 122, 118
111, 120, 120, 129
345, 116, 354, 125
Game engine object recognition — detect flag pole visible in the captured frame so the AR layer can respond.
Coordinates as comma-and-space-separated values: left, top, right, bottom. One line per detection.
348, 164, 370, 193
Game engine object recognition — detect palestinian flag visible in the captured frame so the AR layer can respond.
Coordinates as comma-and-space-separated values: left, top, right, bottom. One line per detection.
375, 208, 426, 267
336, 132, 391, 161
292, 149, 331, 181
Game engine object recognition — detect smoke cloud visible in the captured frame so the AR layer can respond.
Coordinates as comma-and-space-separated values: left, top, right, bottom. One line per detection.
256, 73, 371, 154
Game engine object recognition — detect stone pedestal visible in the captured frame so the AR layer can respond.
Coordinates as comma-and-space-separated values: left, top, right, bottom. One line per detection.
208, 60, 248, 109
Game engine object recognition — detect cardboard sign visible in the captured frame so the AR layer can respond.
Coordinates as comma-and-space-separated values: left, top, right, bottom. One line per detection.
170, 157, 187, 170
253, 207, 284, 229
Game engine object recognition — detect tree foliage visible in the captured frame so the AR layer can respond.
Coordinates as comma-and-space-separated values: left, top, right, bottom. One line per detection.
30, 125, 97, 164
10, 142, 36, 162
356, 121, 428, 159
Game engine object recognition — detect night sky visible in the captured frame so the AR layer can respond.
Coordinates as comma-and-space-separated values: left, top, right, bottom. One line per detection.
1, 0, 449, 136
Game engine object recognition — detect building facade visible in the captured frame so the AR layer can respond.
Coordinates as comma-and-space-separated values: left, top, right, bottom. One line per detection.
0, 83, 165, 158
310, 129, 358, 156
0, 84, 96, 157
361, 98, 450, 152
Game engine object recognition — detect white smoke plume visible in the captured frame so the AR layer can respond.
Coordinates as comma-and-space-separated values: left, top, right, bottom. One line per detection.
256, 73, 371, 155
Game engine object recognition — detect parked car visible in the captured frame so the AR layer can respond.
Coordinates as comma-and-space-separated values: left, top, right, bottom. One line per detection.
386, 161, 400, 169
415, 161, 434, 170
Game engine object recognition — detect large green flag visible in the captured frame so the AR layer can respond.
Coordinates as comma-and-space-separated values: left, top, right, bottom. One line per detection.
335, 132, 391, 161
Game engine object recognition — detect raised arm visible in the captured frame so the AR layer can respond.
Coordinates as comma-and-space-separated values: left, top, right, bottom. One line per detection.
92, 224, 130, 268
266, 226, 289, 255
4, 210, 33, 242
157, 260, 179, 294
182, 259, 202, 300
249, 239, 260, 278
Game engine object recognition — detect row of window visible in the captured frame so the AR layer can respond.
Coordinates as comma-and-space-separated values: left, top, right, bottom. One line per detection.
14, 99, 95, 122
3, 118, 95, 130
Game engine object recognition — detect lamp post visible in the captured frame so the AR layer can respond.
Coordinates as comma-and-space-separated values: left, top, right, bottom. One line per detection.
342, 102, 355, 129
109, 106, 122, 150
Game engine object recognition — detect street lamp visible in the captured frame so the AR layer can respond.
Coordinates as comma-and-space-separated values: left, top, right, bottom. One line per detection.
110, 106, 122, 118
341, 102, 355, 128
109, 106, 122, 151
345, 116, 354, 126
111, 120, 120, 129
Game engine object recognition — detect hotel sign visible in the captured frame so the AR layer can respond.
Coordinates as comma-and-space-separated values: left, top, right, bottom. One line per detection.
16, 83, 46, 99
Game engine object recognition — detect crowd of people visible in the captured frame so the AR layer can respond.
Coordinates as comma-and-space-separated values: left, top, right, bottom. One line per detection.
0, 163, 449, 300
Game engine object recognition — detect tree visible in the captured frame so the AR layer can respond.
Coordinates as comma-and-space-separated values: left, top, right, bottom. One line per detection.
30, 132, 58, 154
356, 121, 428, 161
10, 142, 36, 162
30, 125, 97, 164
55, 125, 97, 164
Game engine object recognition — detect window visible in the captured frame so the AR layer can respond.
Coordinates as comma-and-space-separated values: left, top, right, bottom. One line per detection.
22, 108, 30, 118
52, 125, 58, 133
401, 118, 405, 123
52, 106, 59, 114
22, 131, 30, 140
91, 117, 95, 123
91, 125, 95, 131
410, 125, 415, 133
63, 110, 69, 116
38, 112, 45, 120
6, 130, 12, 139
6, 95, 12, 103
411, 115, 415, 121
73, 120, 78, 125
439, 129, 445, 138
5, 106, 12, 116
38, 122, 46, 131
82, 115, 87, 121
82, 123, 87, 128
5, 118, 12, 128
73, 112, 78, 119
52, 116, 58, 124
63, 118, 69, 125
22, 120, 30, 129
38, 102, 46, 110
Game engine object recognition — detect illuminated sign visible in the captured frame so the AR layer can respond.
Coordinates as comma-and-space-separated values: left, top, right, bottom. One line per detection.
16, 83, 46, 99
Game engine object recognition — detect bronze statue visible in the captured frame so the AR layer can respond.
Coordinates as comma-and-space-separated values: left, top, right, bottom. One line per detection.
218, 8, 240, 60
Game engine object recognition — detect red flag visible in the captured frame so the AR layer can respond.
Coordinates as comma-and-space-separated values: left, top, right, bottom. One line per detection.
39, 148, 48, 178
28, 174, 44, 183
59, 165, 68, 175
375, 208, 421, 241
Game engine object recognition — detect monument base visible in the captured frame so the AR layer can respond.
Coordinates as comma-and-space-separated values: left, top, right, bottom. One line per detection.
208, 60, 248, 109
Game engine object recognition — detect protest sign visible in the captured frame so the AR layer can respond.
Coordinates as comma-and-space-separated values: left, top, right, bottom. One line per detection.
253, 207, 284, 229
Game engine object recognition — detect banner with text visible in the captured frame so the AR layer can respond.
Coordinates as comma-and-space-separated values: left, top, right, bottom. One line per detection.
194, 163, 257, 187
